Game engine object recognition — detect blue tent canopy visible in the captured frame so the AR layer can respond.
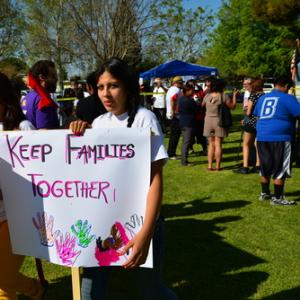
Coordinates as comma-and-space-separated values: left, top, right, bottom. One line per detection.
140, 60, 218, 79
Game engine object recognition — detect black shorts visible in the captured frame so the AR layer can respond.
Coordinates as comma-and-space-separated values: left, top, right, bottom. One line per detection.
257, 141, 291, 179
243, 123, 256, 134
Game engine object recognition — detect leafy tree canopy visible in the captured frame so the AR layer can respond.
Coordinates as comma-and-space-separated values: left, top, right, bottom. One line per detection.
251, 0, 300, 25
0, 0, 23, 59
0, 57, 28, 78
145, 0, 214, 63
203, 0, 296, 79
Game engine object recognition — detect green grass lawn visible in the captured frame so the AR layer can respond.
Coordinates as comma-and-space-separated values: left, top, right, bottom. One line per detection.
20, 105, 300, 299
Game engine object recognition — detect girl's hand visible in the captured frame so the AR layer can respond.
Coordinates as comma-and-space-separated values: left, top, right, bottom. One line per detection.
69, 120, 91, 135
121, 230, 151, 269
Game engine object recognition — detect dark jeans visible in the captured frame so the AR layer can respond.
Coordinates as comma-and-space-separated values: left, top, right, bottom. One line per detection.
81, 217, 177, 300
194, 120, 207, 151
181, 126, 194, 165
153, 107, 166, 133
167, 117, 181, 157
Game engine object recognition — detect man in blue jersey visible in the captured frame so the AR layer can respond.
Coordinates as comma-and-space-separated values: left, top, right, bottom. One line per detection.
254, 76, 300, 205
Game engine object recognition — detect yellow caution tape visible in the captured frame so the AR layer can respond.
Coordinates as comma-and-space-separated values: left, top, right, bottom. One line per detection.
56, 97, 77, 101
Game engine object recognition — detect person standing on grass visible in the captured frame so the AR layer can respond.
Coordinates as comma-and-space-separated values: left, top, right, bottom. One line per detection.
178, 82, 197, 166
242, 77, 253, 112
0, 72, 47, 300
166, 76, 183, 160
254, 76, 300, 205
152, 78, 167, 133
70, 58, 177, 300
202, 78, 236, 171
234, 78, 264, 174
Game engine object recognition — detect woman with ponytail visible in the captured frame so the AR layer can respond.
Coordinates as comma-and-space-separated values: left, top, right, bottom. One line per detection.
70, 58, 176, 300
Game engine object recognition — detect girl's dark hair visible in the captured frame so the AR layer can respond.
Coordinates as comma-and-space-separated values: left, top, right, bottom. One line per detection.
0, 72, 26, 130
96, 58, 140, 127
251, 78, 264, 93
210, 78, 226, 93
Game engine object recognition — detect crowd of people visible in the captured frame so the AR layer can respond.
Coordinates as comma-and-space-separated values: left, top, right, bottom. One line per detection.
1, 57, 300, 299
148, 75, 237, 169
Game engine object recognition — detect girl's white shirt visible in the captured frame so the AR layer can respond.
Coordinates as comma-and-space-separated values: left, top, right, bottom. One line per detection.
92, 106, 168, 163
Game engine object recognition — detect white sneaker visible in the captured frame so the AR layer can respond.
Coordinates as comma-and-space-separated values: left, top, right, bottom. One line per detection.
270, 196, 296, 206
169, 156, 177, 160
259, 193, 271, 201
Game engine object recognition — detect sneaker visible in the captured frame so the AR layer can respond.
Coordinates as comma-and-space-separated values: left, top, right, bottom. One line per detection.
233, 167, 250, 174
169, 156, 177, 160
259, 193, 271, 201
270, 196, 296, 206
182, 162, 195, 167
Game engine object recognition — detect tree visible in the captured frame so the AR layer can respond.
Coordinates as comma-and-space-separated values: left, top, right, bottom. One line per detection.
251, 0, 300, 26
66, 0, 154, 66
203, 0, 296, 79
21, 0, 76, 90
0, 57, 28, 78
145, 0, 214, 63
0, 0, 22, 59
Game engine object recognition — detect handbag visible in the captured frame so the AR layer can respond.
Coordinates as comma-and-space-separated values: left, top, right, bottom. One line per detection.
218, 95, 232, 128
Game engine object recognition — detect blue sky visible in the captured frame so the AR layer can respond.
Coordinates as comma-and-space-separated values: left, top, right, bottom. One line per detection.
183, 0, 222, 12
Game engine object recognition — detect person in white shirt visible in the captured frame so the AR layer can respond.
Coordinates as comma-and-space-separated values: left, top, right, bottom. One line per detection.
165, 76, 183, 159
70, 58, 177, 300
152, 78, 167, 133
242, 77, 253, 112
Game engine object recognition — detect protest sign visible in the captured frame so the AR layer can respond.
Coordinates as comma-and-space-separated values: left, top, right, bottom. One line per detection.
0, 128, 152, 267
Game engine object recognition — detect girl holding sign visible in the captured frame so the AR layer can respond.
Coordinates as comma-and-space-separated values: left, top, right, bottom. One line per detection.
0, 72, 47, 300
70, 58, 177, 299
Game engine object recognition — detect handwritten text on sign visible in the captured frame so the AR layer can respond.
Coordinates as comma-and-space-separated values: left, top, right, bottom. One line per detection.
0, 128, 152, 267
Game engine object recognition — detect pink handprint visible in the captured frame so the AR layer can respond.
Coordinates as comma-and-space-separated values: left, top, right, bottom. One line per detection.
32, 212, 60, 247
55, 232, 81, 266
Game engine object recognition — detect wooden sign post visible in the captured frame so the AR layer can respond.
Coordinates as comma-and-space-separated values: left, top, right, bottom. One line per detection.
71, 267, 81, 300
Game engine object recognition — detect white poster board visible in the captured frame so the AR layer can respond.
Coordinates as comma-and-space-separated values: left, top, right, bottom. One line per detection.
0, 128, 152, 268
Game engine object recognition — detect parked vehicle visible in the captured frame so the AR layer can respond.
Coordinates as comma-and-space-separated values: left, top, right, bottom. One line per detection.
263, 83, 274, 93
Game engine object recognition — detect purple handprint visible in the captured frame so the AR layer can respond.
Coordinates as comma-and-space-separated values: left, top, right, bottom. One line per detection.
32, 212, 60, 247
124, 214, 144, 239
55, 232, 81, 266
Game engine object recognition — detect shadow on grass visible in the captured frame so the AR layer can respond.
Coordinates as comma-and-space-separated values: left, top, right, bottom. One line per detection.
162, 198, 268, 299
162, 197, 251, 218
285, 190, 300, 198
165, 217, 268, 300
19, 276, 73, 300
260, 287, 300, 299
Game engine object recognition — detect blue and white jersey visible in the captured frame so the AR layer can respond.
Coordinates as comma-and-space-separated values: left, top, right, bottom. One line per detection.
253, 90, 300, 141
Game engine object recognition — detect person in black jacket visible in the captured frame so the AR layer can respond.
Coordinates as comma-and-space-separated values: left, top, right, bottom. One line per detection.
75, 71, 106, 124
178, 83, 197, 166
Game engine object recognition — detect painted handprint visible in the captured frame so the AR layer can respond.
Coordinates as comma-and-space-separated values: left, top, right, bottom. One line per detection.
95, 222, 129, 266
124, 214, 144, 238
71, 219, 96, 248
55, 232, 81, 266
32, 212, 60, 247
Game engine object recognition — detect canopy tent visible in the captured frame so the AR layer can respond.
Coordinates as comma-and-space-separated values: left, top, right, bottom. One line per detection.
140, 60, 218, 79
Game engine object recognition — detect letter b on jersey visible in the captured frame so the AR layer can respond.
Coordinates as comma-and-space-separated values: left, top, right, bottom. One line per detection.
260, 97, 278, 119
